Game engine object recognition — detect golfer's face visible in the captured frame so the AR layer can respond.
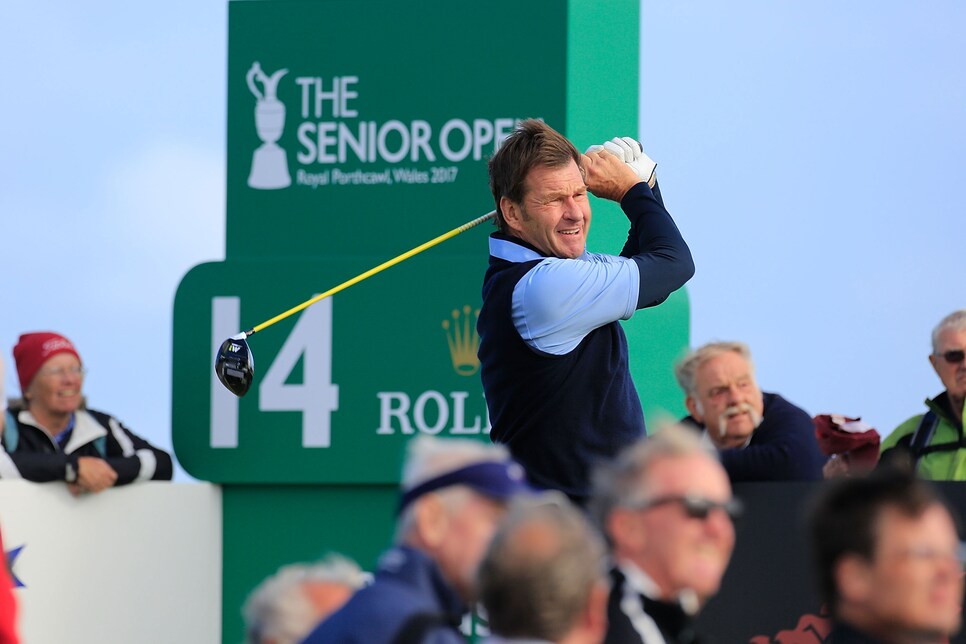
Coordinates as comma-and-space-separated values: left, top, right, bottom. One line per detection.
513, 160, 591, 259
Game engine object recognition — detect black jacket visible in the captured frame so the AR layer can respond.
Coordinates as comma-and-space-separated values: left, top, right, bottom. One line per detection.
605, 567, 713, 644
1, 403, 172, 484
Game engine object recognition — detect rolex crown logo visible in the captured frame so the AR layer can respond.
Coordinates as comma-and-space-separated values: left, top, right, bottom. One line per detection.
442, 305, 481, 376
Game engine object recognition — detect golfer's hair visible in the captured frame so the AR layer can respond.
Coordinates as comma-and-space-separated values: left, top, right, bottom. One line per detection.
932, 309, 966, 354
242, 554, 366, 644
395, 435, 510, 542
478, 494, 607, 641
488, 119, 581, 233
807, 464, 945, 617
589, 424, 716, 534
674, 341, 755, 396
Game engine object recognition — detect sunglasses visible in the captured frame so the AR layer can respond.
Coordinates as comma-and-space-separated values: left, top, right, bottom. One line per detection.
936, 350, 966, 365
628, 494, 743, 521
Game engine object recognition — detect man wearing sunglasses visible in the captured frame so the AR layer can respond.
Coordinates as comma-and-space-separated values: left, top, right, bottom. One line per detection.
880, 310, 966, 479
591, 426, 738, 644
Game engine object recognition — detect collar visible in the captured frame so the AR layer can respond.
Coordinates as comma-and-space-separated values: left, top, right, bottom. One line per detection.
617, 559, 663, 601
378, 546, 467, 620
697, 430, 752, 450
488, 232, 589, 263
17, 408, 106, 453
927, 391, 964, 430
617, 559, 700, 616
827, 621, 889, 643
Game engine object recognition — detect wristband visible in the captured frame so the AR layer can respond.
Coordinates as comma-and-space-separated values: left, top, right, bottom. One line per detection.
65, 455, 78, 483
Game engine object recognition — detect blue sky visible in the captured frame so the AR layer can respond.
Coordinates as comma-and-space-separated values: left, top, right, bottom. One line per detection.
643, 2, 965, 435
2, 0, 227, 478
2, 1, 964, 479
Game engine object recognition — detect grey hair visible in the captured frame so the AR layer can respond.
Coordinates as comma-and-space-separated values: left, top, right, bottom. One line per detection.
394, 435, 511, 543
932, 310, 966, 354
478, 493, 607, 641
674, 341, 755, 396
242, 554, 366, 644
589, 424, 717, 535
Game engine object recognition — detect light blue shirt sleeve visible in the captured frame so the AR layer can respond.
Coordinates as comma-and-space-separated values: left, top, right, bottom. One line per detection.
512, 252, 640, 355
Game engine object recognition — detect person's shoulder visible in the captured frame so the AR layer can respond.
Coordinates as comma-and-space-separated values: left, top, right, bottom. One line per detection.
762, 391, 811, 420
5, 399, 27, 419
678, 415, 705, 432
879, 414, 923, 449
81, 407, 113, 421
78, 408, 120, 431
522, 254, 628, 294
305, 578, 445, 642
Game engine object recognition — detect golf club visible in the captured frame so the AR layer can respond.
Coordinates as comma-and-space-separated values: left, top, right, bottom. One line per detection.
215, 210, 497, 397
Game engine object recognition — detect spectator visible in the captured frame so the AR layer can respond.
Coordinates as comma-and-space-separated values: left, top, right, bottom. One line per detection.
591, 425, 738, 644
1, 332, 172, 492
478, 494, 608, 644
478, 120, 694, 503
301, 435, 532, 643
674, 341, 825, 481
880, 310, 966, 478
807, 465, 963, 643
243, 554, 366, 644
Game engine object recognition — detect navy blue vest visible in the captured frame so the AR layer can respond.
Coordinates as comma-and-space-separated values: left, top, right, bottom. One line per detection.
478, 241, 646, 502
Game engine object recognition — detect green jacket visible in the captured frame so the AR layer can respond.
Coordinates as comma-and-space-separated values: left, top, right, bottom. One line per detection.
880, 391, 966, 480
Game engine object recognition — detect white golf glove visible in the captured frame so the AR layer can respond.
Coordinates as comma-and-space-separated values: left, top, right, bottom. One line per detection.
585, 136, 657, 188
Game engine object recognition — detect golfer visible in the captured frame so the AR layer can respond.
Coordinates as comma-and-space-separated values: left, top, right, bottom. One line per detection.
478, 120, 694, 503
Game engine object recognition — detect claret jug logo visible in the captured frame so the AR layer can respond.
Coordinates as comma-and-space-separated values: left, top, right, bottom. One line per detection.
243, 59, 531, 191
442, 305, 480, 376
247, 62, 292, 189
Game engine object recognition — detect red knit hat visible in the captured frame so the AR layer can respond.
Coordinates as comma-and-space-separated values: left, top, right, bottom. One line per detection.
13, 332, 82, 393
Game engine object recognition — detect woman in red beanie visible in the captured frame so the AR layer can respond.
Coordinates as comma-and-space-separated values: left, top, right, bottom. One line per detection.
1, 332, 172, 493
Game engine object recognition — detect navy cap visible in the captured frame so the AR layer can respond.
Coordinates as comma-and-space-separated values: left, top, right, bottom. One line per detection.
397, 460, 531, 514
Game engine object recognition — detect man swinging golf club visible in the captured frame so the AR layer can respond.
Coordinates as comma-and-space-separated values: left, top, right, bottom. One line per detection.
478, 120, 694, 504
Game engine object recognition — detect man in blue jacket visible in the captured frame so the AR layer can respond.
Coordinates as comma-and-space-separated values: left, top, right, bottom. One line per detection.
301, 436, 531, 644
674, 340, 825, 481
478, 121, 694, 503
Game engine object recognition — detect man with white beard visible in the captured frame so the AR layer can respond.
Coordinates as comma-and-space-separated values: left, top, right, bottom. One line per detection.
673, 341, 825, 482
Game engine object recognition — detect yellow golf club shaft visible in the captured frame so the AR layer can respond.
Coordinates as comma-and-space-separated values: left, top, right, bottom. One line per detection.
245, 210, 496, 336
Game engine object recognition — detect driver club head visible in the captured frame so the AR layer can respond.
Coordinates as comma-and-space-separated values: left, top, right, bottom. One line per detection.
215, 333, 254, 397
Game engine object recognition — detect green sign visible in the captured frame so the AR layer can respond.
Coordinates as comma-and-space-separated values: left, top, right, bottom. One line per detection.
170, 1, 690, 640
175, 255, 493, 482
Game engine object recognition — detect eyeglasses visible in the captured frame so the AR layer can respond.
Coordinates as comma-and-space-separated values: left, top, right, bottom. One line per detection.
888, 545, 964, 569
39, 365, 87, 379
936, 350, 966, 365
627, 494, 743, 521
